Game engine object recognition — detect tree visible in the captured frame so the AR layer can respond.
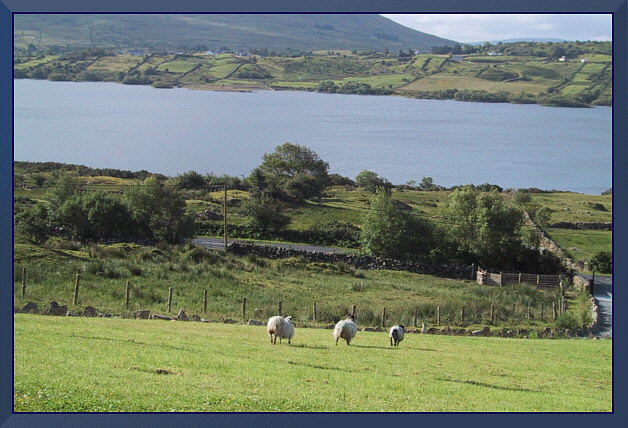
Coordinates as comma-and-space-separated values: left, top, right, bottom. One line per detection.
15, 204, 52, 244
355, 170, 392, 194
243, 196, 291, 235
589, 250, 612, 274
124, 176, 195, 244
442, 187, 523, 264
361, 189, 433, 260
174, 170, 207, 190
252, 143, 330, 202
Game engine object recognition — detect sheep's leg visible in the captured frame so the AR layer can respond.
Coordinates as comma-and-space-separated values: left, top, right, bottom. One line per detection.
346, 339, 350, 346
335, 337, 339, 346
288, 338, 291, 344
273, 335, 277, 345
270, 334, 273, 344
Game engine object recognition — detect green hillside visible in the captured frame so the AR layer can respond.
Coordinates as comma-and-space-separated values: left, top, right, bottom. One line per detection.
14, 14, 457, 52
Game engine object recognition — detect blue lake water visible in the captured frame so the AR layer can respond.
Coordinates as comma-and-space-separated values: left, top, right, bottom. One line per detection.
13, 79, 612, 194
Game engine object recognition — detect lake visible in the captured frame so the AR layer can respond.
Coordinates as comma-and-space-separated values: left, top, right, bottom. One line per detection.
13, 79, 612, 194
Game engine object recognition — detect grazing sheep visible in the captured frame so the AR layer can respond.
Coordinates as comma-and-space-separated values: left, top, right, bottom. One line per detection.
267, 315, 295, 345
389, 325, 405, 347
333, 315, 357, 346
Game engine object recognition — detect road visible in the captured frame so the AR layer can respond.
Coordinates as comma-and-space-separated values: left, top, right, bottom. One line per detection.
579, 273, 612, 338
193, 237, 346, 254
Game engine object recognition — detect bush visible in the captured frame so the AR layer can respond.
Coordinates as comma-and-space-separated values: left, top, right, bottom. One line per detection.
555, 312, 580, 330
588, 251, 611, 274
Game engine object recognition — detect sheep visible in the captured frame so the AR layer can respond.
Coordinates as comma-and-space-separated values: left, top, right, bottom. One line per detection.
333, 314, 357, 346
389, 325, 405, 347
267, 315, 295, 345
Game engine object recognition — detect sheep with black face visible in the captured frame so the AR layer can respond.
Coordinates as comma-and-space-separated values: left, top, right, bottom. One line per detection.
389, 325, 405, 347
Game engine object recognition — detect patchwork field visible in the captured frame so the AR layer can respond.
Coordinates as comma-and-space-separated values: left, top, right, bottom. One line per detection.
13, 315, 612, 412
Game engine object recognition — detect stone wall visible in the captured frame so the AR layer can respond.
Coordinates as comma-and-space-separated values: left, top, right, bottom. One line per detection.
228, 242, 474, 279
549, 222, 612, 231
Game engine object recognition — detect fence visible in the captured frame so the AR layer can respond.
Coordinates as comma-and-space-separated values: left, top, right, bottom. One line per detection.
476, 270, 562, 288
16, 268, 569, 326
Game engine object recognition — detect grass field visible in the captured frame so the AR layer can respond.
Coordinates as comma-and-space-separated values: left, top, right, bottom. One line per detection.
14, 48, 612, 106
399, 75, 547, 95
546, 229, 611, 264
13, 314, 612, 412
14, 241, 564, 329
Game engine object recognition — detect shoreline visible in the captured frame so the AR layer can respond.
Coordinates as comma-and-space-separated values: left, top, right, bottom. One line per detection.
14, 77, 612, 109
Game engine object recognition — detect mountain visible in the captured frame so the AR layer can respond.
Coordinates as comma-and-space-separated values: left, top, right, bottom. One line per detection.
467, 38, 568, 45
14, 14, 458, 52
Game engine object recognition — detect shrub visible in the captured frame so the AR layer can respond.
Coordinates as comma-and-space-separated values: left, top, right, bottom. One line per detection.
588, 251, 612, 274
555, 312, 580, 330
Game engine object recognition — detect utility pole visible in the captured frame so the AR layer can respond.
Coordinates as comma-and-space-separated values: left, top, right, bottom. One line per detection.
223, 184, 228, 252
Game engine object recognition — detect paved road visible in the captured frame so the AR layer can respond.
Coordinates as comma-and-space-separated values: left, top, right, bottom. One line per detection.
193, 237, 346, 254
579, 273, 612, 338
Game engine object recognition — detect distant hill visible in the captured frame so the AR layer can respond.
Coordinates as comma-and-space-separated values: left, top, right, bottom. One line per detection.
14, 14, 458, 52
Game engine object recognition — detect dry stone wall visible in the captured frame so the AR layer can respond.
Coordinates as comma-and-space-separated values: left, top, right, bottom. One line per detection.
228, 242, 474, 279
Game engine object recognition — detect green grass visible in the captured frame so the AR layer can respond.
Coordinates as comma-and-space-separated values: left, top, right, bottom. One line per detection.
14, 314, 612, 412
545, 229, 611, 265
14, 49, 612, 106
157, 61, 198, 73
530, 192, 612, 224
13, 242, 562, 328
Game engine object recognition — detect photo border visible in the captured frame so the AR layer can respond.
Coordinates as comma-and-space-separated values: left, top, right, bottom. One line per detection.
1, 1, 625, 427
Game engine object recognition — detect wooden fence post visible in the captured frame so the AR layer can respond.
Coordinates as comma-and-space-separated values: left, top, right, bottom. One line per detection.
460, 305, 465, 324
21, 267, 26, 298
73, 274, 81, 305
414, 308, 419, 327
552, 301, 557, 320
168, 287, 173, 313
242, 297, 247, 320
499, 271, 503, 287
490, 304, 495, 324
436, 306, 441, 326
203, 290, 208, 314
470, 263, 475, 280
125, 281, 130, 309
527, 303, 531, 320
540, 303, 545, 320
278, 301, 283, 316
512, 303, 516, 318
351, 305, 357, 318
536, 275, 540, 287
518, 273, 522, 284
381, 308, 386, 327
313, 302, 317, 324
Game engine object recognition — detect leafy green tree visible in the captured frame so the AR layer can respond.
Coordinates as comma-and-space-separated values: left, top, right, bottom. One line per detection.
589, 250, 612, 274
442, 187, 523, 264
124, 176, 195, 244
361, 189, 433, 260
174, 170, 207, 190
243, 196, 291, 235
251, 143, 330, 201
15, 204, 52, 244
355, 170, 392, 194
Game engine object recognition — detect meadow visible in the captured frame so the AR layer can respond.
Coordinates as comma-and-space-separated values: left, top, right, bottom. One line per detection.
13, 47, 612, 106
13, 314, 612, 412
14, 242, 568, 329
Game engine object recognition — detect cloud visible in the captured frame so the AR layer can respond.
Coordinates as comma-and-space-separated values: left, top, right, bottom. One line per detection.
382, 14, 612, 43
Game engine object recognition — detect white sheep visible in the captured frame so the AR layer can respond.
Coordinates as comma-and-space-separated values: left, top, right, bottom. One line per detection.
267, 315, 295, 345
389, 325, 405, 347
333, 315, 357, 346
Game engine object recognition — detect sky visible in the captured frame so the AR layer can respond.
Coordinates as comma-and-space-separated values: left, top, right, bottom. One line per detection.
382, 14, 612, 44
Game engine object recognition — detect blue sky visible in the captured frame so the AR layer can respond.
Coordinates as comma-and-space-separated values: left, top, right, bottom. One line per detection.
382, 14, 612, 43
